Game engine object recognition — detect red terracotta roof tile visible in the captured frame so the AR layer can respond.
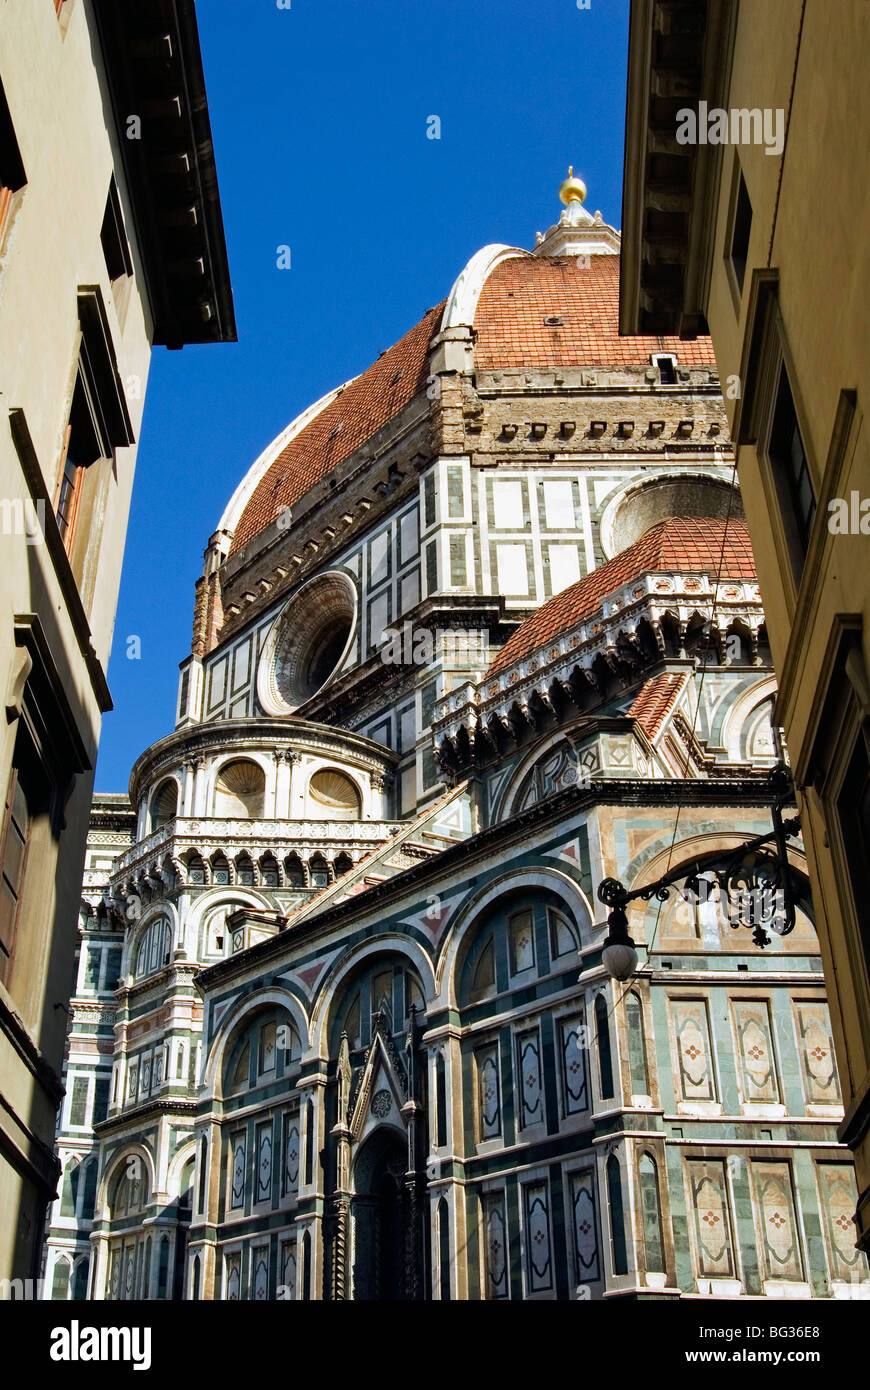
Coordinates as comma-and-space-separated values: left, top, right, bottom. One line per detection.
488, 517, 756, 675
628, 671, 687, 740
230, 303, 445, 553
475, 255, 718, 370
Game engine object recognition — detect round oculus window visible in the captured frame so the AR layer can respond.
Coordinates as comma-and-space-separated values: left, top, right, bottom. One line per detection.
257, 571, 357, 715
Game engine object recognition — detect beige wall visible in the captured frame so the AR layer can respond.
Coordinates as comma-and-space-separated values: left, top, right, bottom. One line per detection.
694, 0, 870, 1242
0, 0, 154, 1279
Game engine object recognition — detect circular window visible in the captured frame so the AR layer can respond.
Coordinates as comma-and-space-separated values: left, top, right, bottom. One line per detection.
309, 769, 361, 820
257, 572, 357, 715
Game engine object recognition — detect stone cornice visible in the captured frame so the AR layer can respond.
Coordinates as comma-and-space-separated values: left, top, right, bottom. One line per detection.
112, 816, 403, 884
216, 396, 432, 641
194, 775, 786, 992
128, 715, 398, 804
95, 1099, 199, 1135
434, 572, 763, 760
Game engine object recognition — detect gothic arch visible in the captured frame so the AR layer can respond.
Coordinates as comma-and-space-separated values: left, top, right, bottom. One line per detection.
308, 935, 437, 1058
95, 1142, 156, 1222
50, 1252, 72, 1300
166, 1141, 197, 1203
720, 675, 778, 761
497, 721, 599, 819
71, 1254, 90, 1301
436, 867, 595, 1008
123, 902, 179, 979
202, 987, 311, 1103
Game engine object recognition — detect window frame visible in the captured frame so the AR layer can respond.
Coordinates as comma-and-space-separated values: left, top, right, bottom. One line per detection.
725, 157, 753, 302
804, 619, 870, 1045
0, 766, 32, 973
0, 75, 26, 252
764, 359, 816, 582
737, 277, 818, 608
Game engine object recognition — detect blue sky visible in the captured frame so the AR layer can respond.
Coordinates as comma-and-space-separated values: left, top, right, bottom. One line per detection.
95, 0, 630, 791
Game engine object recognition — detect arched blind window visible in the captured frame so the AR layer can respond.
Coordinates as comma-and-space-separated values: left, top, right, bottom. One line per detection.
626, 992, 649, 1097
214, 760, 265, 819
134, 918, 171, 979
607, 1155, 627, 1276
595, 995, 614, 1100
639, 1153, 665, 1273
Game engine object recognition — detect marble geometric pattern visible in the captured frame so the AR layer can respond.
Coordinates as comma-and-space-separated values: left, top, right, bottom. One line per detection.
817, 1164, 862, 1281
752, 1162, 803, 1281
225, 1251, 241, 1301
686, 1160, 735, 1277
570, 1170, 600, 1282
516, 1029, 543, 1128
560, 1015, 588, 1115
523, 1181, 552, 1291
795, 1003, 840, 1103
231, 1133, 246, 1209
476, 1045, 501, 1140
256, 1124, 272, 1204
482, 1192, 508, 1299
283, 1117, 299, 1195
733, 1001, 779, 1102
672, 1001, 716, 1101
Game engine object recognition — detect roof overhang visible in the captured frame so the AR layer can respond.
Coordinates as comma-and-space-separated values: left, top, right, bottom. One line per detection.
619, 0, 737, 338
93, 0, 236, 347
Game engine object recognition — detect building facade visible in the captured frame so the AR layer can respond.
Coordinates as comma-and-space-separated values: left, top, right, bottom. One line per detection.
0, 0, 234, 1282
46, 177, 868, 1300
620, 0, 870, 1251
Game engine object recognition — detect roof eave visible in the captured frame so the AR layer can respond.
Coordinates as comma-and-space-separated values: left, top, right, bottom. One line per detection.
619, 0, 737, 339
93, 0, 237, 347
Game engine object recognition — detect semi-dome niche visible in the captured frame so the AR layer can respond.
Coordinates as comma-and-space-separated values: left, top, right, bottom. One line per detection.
257, 571, 357, 716
308, 769, 361, 821
213, 759, 266, 818
601, 475, 744, 560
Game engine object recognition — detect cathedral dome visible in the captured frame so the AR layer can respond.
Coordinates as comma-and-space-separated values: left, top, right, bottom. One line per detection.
227, 302, 444, 554
219, 182, 719, 561
487, 516, 756, 675
472, 255, 717, 372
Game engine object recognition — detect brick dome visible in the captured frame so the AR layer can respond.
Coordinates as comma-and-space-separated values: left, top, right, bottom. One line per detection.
473, 254, 717, 372
225, 248, 718, 557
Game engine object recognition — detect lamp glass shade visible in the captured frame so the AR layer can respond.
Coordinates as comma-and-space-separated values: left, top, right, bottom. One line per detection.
602, 939, 638, 980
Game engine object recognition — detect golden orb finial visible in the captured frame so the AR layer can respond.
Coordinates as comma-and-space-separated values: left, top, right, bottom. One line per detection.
559, 166, 587, 206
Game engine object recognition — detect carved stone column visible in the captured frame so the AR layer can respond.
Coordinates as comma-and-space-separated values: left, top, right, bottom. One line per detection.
286, 750, 303, 818
272, 748, 286, 818
191, 758, 206, 818
330, 1034, 353, 1300
370, 770, 388, 820
182, 759, 195, 817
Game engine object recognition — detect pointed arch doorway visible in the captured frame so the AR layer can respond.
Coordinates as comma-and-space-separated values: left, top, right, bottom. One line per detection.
351, 1128, 408, 1300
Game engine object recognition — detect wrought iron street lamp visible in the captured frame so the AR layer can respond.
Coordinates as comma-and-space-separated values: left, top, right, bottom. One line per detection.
597, 765, 802, 980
